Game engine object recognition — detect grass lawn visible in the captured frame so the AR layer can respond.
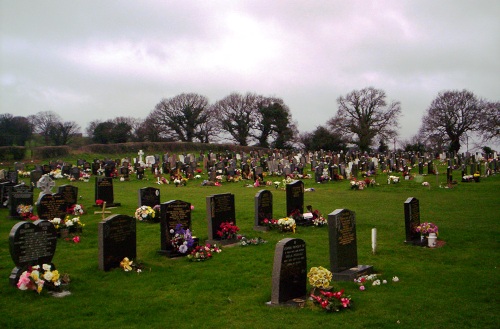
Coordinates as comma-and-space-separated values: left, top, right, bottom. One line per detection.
0, 163, 499, 329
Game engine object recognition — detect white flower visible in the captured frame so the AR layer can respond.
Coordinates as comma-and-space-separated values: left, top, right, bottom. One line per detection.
51, 218, 61, 225
179, 244, 188, 253
65, 219, 74, 227
195, 175, 201, 179
169, 229, 174, 234
392, 276, 399, 282
372, 279, 381, 286
42, 264, 51, 271
383, 280, 387, 284
43, 271, 53, 281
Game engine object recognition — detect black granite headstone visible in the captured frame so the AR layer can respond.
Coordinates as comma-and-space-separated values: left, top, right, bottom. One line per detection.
9, 220, 57, 285
98, 214, 136, 271
30, 169, 43, 188
327, 209, 373, 281
36, 193, 67, 220
285, 180, 304, 217
206, 193, 236, 243
268, 238, 307, 306
254, 189, 272, 231
95, 177, 119, 206
404, 197, 422, 245
159, 200, 192, 257
58, 184, 78, 209
9, 184, 33, 217
138, 187, 160, 208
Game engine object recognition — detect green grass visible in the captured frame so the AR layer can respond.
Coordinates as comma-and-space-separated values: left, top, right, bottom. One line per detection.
1, 166, 499, 329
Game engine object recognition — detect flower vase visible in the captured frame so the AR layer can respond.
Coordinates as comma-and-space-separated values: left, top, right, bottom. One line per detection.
427, 233, 437, 248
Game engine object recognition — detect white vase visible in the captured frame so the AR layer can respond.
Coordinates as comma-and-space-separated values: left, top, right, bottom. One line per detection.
427, 233, 437, 248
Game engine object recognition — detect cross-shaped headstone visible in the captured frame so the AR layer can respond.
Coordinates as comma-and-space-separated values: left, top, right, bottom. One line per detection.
36, 174, 55, 195
138, 150, 144, 164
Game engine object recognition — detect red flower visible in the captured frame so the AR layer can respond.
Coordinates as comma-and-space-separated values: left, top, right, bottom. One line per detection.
72, 236, 80, 243
96, 199, 104, 206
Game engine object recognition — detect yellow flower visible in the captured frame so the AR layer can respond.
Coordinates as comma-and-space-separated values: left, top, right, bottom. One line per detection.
51, 270, 60, 282
120, 257, 133, 271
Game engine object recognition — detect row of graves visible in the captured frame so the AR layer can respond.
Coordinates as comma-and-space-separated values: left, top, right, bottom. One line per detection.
9, 172, 435, 308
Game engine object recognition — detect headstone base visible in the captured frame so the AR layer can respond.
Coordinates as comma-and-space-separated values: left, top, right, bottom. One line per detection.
332, 265, 374, 281
405, 238, 426, 246
265, 297, 307, 308
253, 225, 270, 232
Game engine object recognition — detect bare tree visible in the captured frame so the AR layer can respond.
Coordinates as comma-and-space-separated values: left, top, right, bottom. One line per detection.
419, 90, 484, 153
478, 101, 500, 144
151, 93, 211, 142
327, 87, 401, 152
212, 92, 259, 146
30, 111, 62, 144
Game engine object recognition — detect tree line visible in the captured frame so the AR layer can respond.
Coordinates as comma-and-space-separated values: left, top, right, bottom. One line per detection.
2, 89, 498, 153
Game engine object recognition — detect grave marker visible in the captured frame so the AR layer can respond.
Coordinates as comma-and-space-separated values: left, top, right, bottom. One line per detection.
267, 238, 307, 306
206, 193, 236, 244
36, 193, 67, 220
9, 183, 33, 218
98, 214, 136, 271
95, 177, 120, 207
254, 189, 272, 231
328, 209, 373, 281
404, 197, 422, 245
159, 200, 193, 257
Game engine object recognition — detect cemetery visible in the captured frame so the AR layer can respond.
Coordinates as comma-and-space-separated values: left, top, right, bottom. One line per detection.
0, 149, 498, 328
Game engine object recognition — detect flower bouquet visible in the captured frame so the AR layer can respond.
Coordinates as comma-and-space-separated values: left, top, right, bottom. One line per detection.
68, 204, 84, 216
17, 264, 69, 294
387, 175, 400, 184
415, 222, 438, 236
261, 218, 279, 229
17, 204, 35, 220
134, 205, 156, 222
308, 266, 351, 312
170, 224, 196, 254
187, 243, 222, 262
239, 236, 267, 246
277, 217, 296, 233
120, 257, 144, 273
216, 221, 240, 240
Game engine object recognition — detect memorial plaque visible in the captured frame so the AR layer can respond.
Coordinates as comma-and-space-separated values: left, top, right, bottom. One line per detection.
58, 184, 78, 208
98, 214, 136, 271
159, 200, 192, 256
206, 193, 236, 241
9, 220, 57, 285
36, 193, 67, 220
404, 197, 421, 244
254, 190, 272, 231
268, 238, 307, 305
9, 184, 33, 217
328, 209, 373, 280
286, 180, 304, 217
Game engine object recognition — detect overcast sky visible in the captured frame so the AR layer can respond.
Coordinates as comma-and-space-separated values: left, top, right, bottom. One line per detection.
1, 0, 498, 146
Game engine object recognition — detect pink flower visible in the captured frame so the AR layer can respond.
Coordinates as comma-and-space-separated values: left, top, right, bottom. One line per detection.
359, 285, 365, 291
190, 205, 195, 210
72, 236, 80, 243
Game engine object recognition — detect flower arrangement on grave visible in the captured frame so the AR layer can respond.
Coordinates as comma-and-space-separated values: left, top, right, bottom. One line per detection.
277, 217, 296, 233
80, 172, 91, 182
350, 179, 367, 190
462, 174, 474, 182
305, 205, 326, 226
134, 205, 156, 222
68, 204, 84, 216
422, 181, 430, 187
415, 222, 438, 237
17, 204, 34, 220
308, 266, 351, 312
65, 216, 84, 232
96, 199, 104, 206
308, 266, 333, 289
170, 224, 195, 254
216, 221, 240, 240
18, 170, 31, 178
187, 243, 222, 261
49, 169, 64, 179
261, 218, 279, 229
239, 236, 267, 246
387, 175, 400, 184
120, 257, 144, 273
17, 264, 69, 294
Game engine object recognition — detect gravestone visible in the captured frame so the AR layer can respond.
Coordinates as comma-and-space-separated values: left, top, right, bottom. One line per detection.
57, 185, 78, 209
267, 238, 307, 306
9, 220, 57, 286
206, 193, 237, 244
30, 169, 43, 188
36, 193, 67, 220
138, 187, 160, 208
285, 180, 304, 217
95, 177, 120, 207
404, 197, 422, 245
70, 167, 80, 180
98, 214, 136, 271
9, 184, 33, 218
0, 181, 15, 208
328, 209, 373, 281
7, 170, 18, 184
254, 189, 273, 231
159, 200, 193, 257
136, 167, 145, 180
